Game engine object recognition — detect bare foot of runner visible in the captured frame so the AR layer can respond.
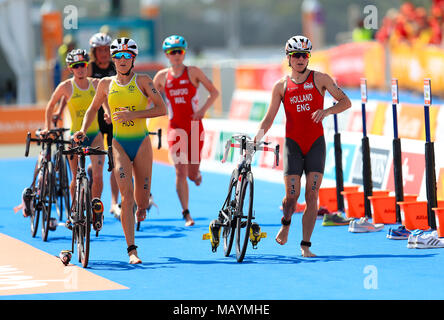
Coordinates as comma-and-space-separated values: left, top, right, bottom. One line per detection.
183, 209, 195, 227
136, 208, 146, 222
129, 252, 142, 264
275, 225, 290, 245
194, 171, 202, 186
301, 246, 316, 257
128, 246, 142, 264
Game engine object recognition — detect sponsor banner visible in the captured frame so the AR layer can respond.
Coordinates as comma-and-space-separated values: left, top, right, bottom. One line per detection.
228, 98, 252, 121
323, 140, 357, 185
351, 143, 391, 190
228, 90, 285, 124
423, 47, 444, 93
386, 150, 425, 197
147, 115, 171, 164
324, 98, 440, 142
390, 43, 424, 91
327, 42, 385, 89
341, 132, 392, 190
235, 64, 284, 91
149, 116, 442, 202
371, 102, 389, 136
437, 168, 444, 201
391, 43, 444, 93
397, 103, 439, 141
434, 139, 444, 201
345, 99, 378, 133
0, 106, 45, 144
198, 119, 285, 184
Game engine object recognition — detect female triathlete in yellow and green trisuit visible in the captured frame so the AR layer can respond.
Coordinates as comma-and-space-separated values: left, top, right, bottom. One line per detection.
107, 73, 151, 161
43, 49, 104, 202
74, 38, 167, 264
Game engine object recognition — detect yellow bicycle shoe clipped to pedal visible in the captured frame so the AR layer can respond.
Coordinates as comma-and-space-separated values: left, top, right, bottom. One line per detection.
250, 222, 267, 249
202, 219, 221, 253
91, 198, 104, 232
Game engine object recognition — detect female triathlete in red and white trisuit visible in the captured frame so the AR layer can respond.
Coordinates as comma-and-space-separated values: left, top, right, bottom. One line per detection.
254, 35, 351, 257
153, 35, 219, 227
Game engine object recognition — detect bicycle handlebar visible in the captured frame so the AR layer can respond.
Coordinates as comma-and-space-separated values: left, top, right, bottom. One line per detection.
62, 145, 108, 156
25, 131, 72, 157
62, 143, 114, 172
36, 128, 69, 136
221, 134, 280, 168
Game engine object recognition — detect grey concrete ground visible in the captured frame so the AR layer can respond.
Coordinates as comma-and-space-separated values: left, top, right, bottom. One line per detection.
0, 144, 40, 159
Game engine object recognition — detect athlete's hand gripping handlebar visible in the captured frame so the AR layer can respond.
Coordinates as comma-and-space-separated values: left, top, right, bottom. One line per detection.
25, 130, 71, 157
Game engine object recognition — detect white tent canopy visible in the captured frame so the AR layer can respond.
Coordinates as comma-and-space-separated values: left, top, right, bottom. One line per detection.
0, 0, 35, 104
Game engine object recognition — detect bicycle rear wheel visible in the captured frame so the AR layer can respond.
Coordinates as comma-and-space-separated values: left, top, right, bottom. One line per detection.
76, 178, 91, 268
30, 185, 39, 238
222, 169, 238, 257
41, 162, 54, 242
55, 155, 70, 221
235, 171, 254, 263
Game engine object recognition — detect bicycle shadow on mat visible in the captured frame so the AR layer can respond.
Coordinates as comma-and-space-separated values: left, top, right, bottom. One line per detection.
238, 253, 437, 264
85, 256, 236, 271
86, 259, 175, 271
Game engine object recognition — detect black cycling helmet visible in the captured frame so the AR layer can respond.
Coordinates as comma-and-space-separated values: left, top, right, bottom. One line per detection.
66, 49, 89, 65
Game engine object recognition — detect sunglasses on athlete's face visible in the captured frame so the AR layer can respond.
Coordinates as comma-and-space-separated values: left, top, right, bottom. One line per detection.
112, 52, 135, 60
70, 62, 88, 69
166, 49, 185, 55
289, 52, 310, 59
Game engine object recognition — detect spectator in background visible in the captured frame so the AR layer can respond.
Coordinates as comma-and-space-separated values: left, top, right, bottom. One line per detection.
414, 7, 433, 45
57, 35, 77, 81
376, 2, 444, 47
375, 9, 397, 43
352, 18, 374, 42
430, 6, 444, 45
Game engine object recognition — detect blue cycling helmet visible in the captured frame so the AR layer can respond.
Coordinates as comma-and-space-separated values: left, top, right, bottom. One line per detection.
162, 35, 188, 52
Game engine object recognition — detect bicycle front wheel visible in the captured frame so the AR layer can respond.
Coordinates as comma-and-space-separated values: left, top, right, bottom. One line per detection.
223, 169, 238, 257
41, 161, 54, 242
76, 178, 91, 268
235, 171, 254, 263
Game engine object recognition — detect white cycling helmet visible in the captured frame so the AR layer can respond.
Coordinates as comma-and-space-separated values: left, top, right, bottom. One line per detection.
89, 32, 112, 48
110, 37, 138, 56
285, 35, 312, 54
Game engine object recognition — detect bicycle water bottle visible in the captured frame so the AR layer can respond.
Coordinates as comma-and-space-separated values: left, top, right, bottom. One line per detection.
92, 198, 104, 231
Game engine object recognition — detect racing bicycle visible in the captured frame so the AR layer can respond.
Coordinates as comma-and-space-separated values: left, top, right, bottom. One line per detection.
24, 129, 71, 241
59, 142, 113, 268
203, 134, 279, 262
